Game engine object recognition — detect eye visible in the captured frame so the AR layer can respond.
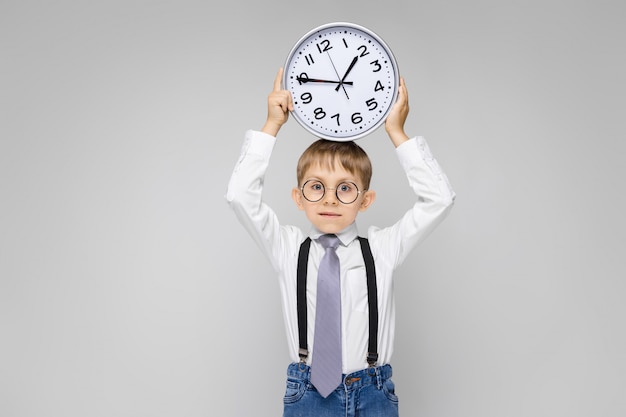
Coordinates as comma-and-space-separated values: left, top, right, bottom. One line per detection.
311, 182, 323, 191
303, 180, 324, 192
338, 182, 352, 192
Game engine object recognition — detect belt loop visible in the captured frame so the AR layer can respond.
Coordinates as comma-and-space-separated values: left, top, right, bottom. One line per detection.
376, 366, 383, 390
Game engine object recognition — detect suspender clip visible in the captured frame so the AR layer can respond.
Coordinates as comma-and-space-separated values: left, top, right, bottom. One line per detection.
298, 348, 309, 363
367, 352, 378, 367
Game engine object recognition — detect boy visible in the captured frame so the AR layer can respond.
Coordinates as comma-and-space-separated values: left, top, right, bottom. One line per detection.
226, 68, 455, 416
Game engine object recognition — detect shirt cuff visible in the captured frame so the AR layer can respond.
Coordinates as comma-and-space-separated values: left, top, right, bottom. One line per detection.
242, 129, 276, 160
395, 136, 443, 175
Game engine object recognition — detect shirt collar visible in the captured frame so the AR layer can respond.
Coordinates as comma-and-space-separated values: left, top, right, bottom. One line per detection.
309, 222, 359, 246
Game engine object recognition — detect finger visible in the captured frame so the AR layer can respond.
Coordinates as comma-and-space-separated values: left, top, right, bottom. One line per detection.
284, 91, 294, 113
395, 77, 407, 106
287, 92, 294, 112
273, 67, 284, 92
400, 77, 409, 103
398, 77, 405, 96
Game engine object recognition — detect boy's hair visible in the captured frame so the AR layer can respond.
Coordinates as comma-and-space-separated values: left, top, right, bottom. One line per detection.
296, 139, 372, 190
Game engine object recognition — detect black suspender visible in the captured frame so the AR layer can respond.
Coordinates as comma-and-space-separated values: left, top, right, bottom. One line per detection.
359, 236, 379, 366
296, 237, 312, 362
297, 236, 379, 367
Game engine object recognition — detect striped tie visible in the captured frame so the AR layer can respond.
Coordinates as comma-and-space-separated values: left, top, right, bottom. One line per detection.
311, 234, 342, 398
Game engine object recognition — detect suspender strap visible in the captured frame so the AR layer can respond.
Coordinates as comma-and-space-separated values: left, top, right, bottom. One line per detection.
297, 237, 312, 361
296, 236, 378, 366
358, 236, 379, 366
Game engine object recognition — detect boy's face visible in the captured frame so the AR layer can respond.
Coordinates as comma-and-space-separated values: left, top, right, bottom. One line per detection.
292, 162, 376, 234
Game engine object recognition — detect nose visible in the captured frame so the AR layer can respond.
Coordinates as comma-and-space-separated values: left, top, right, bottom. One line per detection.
323, 189, 339, 205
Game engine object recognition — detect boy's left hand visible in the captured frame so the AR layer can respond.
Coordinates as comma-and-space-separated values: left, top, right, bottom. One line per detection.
385, 77, 410, 147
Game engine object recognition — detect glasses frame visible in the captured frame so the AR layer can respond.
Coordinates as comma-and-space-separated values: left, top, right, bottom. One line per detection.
300, 179, 365, 205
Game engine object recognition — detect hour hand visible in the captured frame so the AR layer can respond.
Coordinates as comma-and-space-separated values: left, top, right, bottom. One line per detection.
296, 76, 353, 86
335, 55, 359, 91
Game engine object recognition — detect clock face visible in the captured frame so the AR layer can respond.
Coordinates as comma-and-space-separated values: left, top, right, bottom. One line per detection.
283, 22, 399, 141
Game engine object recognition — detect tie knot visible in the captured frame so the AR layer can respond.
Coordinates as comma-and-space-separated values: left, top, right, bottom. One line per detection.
317, 234, 340, 250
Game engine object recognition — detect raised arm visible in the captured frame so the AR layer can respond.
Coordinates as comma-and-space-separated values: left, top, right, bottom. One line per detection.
371, 77, 456, 267
226, 69, 299, 271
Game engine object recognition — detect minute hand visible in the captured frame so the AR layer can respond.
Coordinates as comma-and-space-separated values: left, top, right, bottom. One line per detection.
296, 77, 353, 85
335, 56, 359, 91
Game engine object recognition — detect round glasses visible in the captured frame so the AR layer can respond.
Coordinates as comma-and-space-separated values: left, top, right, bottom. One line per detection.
300, 179, 364, 204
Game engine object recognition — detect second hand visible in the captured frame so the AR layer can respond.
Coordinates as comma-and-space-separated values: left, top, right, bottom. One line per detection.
326, 52, 350, 99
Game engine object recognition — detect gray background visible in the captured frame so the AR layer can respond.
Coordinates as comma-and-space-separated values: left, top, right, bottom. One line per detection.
1, 1, 625, 416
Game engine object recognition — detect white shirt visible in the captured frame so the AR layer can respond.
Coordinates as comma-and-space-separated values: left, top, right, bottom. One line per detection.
226, 130, 455, 373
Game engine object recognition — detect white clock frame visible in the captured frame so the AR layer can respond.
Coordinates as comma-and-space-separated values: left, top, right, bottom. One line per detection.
283, 22, 399, 141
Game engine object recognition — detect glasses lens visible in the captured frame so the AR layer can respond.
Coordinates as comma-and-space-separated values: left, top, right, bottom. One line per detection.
336, 182, 359, 204
302, 180, 324, 202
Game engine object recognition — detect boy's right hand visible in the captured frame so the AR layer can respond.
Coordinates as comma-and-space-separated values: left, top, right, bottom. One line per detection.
262, 68, 293, 137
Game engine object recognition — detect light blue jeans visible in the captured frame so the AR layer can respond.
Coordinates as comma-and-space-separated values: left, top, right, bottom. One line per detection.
283, 362, 399, 417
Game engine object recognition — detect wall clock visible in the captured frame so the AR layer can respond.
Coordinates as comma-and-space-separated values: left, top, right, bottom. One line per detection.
283, 22, 399, 141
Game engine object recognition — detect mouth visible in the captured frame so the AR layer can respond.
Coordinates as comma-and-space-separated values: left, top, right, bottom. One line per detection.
319, 212, 341, 217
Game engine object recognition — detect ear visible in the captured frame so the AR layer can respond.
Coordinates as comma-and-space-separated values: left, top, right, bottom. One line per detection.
359, 190, 376, 212
292, 187, 305, 210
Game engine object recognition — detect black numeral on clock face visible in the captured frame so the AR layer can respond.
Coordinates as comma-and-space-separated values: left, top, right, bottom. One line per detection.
316, 40, 332, 53
300, 92, 312, 104
357, 45, 369, 57
297, 72, 309, 85
314, 107, 326, 119
366, 98, 378, 111
305, 54, 314, 65
331, 113, 340, 126
374, 80, 385, 92
370, 60, 382, 72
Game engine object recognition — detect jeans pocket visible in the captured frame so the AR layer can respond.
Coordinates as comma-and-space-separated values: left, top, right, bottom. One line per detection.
283, 378, 307, 404
382, 378, 399, 403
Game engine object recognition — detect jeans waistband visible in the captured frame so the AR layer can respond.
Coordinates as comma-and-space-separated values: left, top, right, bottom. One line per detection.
287, 362, 393, 390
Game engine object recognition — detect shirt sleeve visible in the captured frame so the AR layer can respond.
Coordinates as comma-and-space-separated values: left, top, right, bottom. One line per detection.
225, 130, 299, 272
368, 136, 456, 269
